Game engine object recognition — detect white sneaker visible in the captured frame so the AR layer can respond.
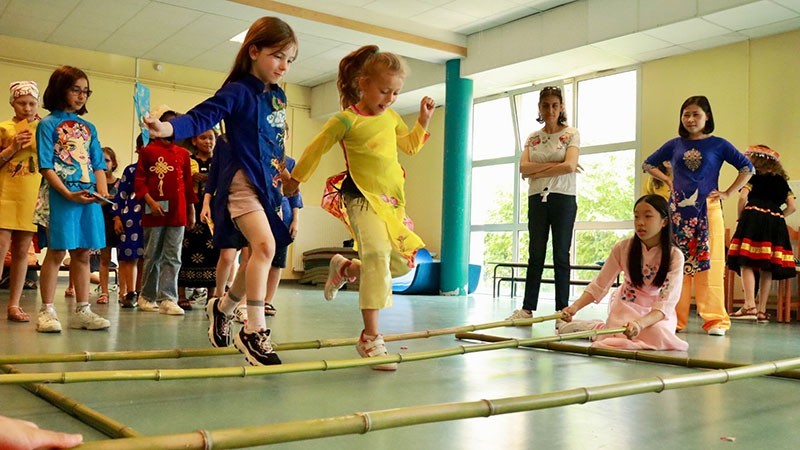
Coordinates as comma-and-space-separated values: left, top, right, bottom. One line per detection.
36, 309, 62, 333
356, 333, 397, 371
159, 300, 185, 315
558, 319, 604, 335
233, 305, 248, 324
505, 309, 533, 325
138, 299, 159, 312
324, 254, 355, 301
707, 327, 726, 336
70, 305, 110, 330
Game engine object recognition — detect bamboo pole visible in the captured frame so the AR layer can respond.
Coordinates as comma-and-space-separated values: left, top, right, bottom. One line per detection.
0, 313, 564, 365
455, 332, 800, 380
0, 326, 618, 386
74, 355, 800, 449
1, 364, 140, 438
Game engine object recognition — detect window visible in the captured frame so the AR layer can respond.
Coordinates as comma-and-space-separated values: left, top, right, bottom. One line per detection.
472, 98, 516, 161
470, 69, 639, 295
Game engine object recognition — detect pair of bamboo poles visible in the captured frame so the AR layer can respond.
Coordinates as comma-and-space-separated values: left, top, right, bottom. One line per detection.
4, 313, 799, 449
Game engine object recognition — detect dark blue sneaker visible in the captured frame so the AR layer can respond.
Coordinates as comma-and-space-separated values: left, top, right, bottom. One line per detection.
120, 291, 138, 308
205, 297, 232, 348
234, 328, 281, 366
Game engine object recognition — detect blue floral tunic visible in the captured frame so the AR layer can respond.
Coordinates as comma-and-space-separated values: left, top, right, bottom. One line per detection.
644, 136, 753, 274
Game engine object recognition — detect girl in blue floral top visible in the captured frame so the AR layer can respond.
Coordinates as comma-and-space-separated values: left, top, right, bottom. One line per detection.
35, 66, 110, 333
644, 95, 753, 336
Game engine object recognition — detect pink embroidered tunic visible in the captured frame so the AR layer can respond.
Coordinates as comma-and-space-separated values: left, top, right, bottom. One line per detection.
587, 238, 689, 351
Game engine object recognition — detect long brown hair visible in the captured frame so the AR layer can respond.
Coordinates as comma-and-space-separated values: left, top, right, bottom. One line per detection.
223, 17, 297, 86
337, 45, 409, 110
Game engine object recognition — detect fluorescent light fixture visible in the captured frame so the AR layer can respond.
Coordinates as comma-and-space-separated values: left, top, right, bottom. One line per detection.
230, 30, 247, 43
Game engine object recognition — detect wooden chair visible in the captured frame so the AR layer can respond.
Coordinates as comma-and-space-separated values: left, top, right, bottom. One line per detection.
777, 226, 800, 323
724, 228, 743, 313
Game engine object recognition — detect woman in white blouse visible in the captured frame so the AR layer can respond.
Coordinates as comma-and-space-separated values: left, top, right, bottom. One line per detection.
507, 86, 581, 322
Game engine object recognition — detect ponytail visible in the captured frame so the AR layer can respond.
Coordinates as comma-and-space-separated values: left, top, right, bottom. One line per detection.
337, 45, 409, 110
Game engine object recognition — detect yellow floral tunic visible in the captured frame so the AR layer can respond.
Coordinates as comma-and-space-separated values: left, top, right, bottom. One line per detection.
292, 107, 429, 267
0, 118, 40, 232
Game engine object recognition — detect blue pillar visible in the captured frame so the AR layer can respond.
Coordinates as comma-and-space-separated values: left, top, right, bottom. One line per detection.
440, 59, 473, 296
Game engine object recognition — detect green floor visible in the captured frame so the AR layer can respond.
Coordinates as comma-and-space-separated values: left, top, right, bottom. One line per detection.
1, 281, 798, 449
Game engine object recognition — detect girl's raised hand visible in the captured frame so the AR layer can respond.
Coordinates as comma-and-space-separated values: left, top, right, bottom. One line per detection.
418, 96, 435, 129
14, 129, 32, 149
142, 113, 174, 139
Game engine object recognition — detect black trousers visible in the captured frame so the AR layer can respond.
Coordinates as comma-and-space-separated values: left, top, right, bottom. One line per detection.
522, 192, 577, 311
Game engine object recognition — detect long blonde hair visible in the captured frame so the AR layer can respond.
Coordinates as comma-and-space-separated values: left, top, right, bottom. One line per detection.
337, 45, 409, 110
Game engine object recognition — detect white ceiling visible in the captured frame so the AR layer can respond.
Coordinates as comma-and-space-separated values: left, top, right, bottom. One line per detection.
1, 0, 799, 113
0, 0, 575, 87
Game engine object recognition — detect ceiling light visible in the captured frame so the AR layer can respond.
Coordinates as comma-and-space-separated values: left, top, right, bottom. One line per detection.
230, 30, 247, 43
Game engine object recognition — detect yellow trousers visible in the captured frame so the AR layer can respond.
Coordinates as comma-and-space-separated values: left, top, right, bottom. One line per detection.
347, 198, 411, 310
676, 199, 730, 331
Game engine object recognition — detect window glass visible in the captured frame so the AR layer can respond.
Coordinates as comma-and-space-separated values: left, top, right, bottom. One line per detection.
577, 71, 637, 146
576, 150, 636, 222
471, 164, 515, 225
574, 229, 633, 283
514, 90, 540, 148
472, 98, 516, 161
470, 231, 512, 294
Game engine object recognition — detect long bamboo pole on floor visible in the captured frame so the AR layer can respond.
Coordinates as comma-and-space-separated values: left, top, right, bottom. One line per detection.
0, 326, 619, 386
73, 355, 800, 449
0, 313, 564, 365
1, 364, 140, 438
455, 332, 800, 380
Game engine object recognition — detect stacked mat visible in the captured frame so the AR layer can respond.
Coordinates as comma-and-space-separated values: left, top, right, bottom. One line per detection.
299, 247, 360, 290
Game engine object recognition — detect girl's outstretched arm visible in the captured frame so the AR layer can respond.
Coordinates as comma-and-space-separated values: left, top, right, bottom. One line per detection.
561, 290, 596, 322
142, 114, 174, 138
623, 309, 666, 339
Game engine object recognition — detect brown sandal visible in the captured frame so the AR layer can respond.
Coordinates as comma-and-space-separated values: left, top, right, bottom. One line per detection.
178, 298, 193, 311
756, 311, 770, 323
7, 306, 31, 322
730, 306, 757, 319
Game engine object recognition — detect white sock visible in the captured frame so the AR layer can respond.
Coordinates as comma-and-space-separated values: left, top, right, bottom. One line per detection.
219, 293, 240, 316
244, 300, 266, 333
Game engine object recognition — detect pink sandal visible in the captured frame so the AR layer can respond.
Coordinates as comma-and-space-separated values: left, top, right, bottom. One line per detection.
96, 293, 109, 304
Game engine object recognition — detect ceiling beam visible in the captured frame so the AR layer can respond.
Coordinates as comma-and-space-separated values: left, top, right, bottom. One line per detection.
230, 0, 467, 57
